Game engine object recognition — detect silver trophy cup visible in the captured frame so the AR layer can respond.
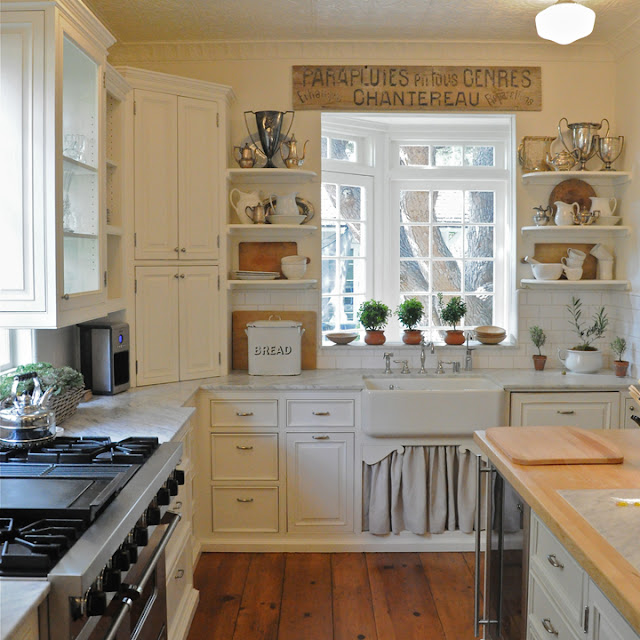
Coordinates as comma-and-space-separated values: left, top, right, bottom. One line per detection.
558, 117, 610, 170
596, 136, 624, 171
244, 110, 294, 168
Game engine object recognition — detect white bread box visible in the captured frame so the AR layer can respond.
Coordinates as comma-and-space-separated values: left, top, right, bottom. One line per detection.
245, 318, 305, 375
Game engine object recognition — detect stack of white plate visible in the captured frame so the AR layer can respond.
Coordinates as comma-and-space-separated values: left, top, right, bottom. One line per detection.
475, 325, 507, 344
232, 270, 279, 280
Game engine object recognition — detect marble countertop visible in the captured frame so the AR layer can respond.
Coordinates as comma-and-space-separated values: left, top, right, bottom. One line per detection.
0, 580, 49, 640
474, 429, 640, 634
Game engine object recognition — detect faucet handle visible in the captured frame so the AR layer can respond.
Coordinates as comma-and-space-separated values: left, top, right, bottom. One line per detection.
394, 360, 410, 374
383, 352, 394, 358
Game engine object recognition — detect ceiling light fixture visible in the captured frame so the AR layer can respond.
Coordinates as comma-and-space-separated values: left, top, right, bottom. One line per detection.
535, 0, 596, 45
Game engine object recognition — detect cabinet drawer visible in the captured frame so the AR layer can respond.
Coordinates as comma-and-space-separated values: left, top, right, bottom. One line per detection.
530, 515, 586, 627
529, 574, 582, 640
212, 487, 279, 532
210, 400, 278, 427
211, 434, 278, 480
286, 399, 355, 427
166, 543, 193, 634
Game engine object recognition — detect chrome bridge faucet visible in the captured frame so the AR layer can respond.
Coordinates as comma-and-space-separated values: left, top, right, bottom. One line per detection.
419, 337, 435, 374
383, 352, 394, 374
465, 331, 474, 371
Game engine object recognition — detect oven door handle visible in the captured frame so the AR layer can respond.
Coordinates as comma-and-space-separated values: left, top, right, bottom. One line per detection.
102, 596, 134, 640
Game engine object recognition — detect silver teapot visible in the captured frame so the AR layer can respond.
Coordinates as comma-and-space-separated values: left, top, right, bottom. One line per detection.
234, 143, 257, 169
245, 203, 267, 224
281, 134, 308, 169
0, 372, 57, 448
532, 205, 552, 226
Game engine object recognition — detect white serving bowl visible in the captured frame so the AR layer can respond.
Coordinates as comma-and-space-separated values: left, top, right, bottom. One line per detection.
281, 254, 308, 265
531, 263, 563, 280
281, 263, 307, 279
596, 215, 621, 226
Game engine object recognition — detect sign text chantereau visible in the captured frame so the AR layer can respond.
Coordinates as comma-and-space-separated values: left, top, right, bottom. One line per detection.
292, 65, 541, 111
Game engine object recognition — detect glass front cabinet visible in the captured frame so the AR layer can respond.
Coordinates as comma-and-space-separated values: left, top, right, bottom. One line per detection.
0, 0, 116, 327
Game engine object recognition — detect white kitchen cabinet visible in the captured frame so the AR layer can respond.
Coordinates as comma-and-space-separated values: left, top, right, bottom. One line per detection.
0, 2, 115, 328
588, 582, 640, 640
621, 396, 640, 429
510, 392, 620, 429
119, 68, 233, 261
135, 265, 220, 385
286, 432, 354, 533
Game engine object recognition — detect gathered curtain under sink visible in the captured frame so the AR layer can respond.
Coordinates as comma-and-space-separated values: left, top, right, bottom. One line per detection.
362, 445, 476, 535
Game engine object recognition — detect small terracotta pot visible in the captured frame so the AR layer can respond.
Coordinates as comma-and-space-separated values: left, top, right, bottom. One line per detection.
402, 329, 423, 345
364, 330, 386, 346
444, 330, 465, 345
533, 355, 547, 371
614, 360, 629, 377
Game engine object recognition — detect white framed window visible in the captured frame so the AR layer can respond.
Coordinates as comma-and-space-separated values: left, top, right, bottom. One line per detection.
321, 113, 516, 343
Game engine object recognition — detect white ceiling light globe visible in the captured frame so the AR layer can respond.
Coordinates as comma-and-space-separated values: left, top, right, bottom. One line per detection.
535, 0, 596, 45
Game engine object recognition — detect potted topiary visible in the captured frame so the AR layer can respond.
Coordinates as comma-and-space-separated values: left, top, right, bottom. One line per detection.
610, 337, 629, 377
529, 325, 547, 371
396, 298, 424, 345
357, 300, 391, 345
558, 297, 609, 374
437, 293, 468, 345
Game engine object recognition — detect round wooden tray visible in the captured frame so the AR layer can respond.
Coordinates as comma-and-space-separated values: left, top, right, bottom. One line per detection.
549, 178, 596, 215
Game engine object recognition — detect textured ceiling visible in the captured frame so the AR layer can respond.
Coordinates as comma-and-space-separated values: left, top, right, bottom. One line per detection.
85, 0, 640, 45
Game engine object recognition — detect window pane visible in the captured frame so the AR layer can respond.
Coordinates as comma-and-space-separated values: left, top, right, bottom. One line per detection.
400, 260, 429, 292
464, 226, 494, 258
433, 145, 462, 166
322, 259, 337, 294
340, 222, 364, 257
340, 185, 363, 220
465, 261, 494, 292
465, 294, 494, 325
340, 259, 366, 295
433, 226, 463, 258
432, 260, 462, 291
321, 226, 337, 257
433, 190, 463, 223
322, 183, 338, 219
399, 145, 430, 166
401, 226, 430, 258
400, 190, 430, 223
340, 295, 363, 330
465, 191, 495, 223
322, 296, 337, 332
321, 136, 328, 159
330, 138, 356, 161
464, 146, 494, 166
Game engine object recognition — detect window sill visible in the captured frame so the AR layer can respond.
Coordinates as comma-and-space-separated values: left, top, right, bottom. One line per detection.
319, 338, 519, 353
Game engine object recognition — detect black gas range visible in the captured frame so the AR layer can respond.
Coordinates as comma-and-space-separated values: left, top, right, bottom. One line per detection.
0, 435, 184, 640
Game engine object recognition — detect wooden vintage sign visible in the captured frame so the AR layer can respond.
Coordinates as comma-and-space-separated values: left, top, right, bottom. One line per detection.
292, 65, 541, 111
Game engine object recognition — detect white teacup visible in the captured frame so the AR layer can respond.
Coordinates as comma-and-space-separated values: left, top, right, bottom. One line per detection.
567, 248, 586, 260
561, 256, 584, 268
563, 266, 583, 281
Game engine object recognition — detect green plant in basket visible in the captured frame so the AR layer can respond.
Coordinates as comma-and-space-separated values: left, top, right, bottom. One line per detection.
0, 363, 84, 403
396, 298, 424, 330
437, 293, 467, 330
357, 300, 391, 331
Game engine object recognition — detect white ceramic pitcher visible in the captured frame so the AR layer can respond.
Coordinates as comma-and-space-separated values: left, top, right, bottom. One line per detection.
554, 201, 579, 226
230, 189, 261, 224
589, 196, 617, 217
269, 192, 299, 216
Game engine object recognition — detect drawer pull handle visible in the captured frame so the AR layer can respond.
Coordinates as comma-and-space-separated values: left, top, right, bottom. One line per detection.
556, 410, 575, 415
236, 411, 254, 417
236, 445, 254, 450
172, 501, 183, 510
542, 618, 559, 636
175, 569, 185, 580
312, 411, 331, 416
312, 435, 330, 440
237, 497, 254, 503
547, 554, 564, 569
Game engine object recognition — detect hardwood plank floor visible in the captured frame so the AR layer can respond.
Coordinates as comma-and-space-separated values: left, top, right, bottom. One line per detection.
188, 552, 477, 640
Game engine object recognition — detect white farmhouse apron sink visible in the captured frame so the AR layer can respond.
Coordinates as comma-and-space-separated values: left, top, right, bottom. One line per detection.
362, 375, 505, 437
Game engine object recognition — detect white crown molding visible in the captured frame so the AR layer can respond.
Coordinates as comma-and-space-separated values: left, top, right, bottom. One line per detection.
607, 15, 640, 60
107, 39, 615, 65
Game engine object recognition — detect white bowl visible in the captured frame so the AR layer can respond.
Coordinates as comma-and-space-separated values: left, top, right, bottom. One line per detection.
531, 263, 563, 280
267, 214, 305, 225
596, 215, 621, 226
281, 263, 307, 279
281, 254, 308, 265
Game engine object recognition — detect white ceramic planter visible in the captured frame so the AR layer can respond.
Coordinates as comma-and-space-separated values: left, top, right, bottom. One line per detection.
557, 348, 603, 374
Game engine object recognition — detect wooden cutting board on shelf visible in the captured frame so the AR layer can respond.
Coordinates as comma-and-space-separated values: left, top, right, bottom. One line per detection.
486, 426, 623, 465
232, 310, 317, 370
239, 242, 299, 276
534, 243, 597, 280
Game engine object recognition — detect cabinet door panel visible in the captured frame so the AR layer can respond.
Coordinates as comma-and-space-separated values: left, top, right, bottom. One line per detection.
135, 266, 180, 385
134, 90, 178, 259
286, 432, 354, 532
178, 97, 219, 260
178, 266, 220, 380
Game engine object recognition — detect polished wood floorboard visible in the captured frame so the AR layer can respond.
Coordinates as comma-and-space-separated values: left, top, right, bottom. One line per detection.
187, 552, 477, 640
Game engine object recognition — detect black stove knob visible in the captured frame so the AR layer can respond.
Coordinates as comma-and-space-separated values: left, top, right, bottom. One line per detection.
102, 567, 121, 592
134, 525, 149, 547
173, 469, 185, 485
146, 505, 161, 526
167, 478, 179, 496
156, 486, 170, 506
86, 590, 107, 617
124, 542, 138, 564
112, 548, 130, 572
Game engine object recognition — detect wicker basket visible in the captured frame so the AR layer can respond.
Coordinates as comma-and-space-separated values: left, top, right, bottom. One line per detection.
48, 387, 85, 425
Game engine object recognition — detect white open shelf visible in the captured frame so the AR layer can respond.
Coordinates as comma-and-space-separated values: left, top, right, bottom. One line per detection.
226, 168, 317, 183
227, 278, 318, 290
521, 170, 631, 186
520, 279, 629, 290
227, 224, 317, 238
521, 225, 630, 237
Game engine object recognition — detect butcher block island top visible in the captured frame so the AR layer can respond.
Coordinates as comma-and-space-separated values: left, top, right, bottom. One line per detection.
474, 428, 640, 635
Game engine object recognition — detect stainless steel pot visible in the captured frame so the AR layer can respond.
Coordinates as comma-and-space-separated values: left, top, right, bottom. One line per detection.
0, 372, 57, 448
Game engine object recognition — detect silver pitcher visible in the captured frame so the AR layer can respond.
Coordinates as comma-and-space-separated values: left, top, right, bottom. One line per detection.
244, 110, 294, 168
558, 118, 610, 170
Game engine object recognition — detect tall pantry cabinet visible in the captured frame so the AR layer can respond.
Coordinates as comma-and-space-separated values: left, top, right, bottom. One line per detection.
117, 68, 234, 385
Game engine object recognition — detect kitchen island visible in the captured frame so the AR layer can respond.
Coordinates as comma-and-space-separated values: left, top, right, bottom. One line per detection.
474, 428, 640, 636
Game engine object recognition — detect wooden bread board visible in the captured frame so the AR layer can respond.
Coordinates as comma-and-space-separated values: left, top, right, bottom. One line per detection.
486, 426, 623, 465
232, 310, 317, 370
534, 243, 597, 280
239, 242, 299, 276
